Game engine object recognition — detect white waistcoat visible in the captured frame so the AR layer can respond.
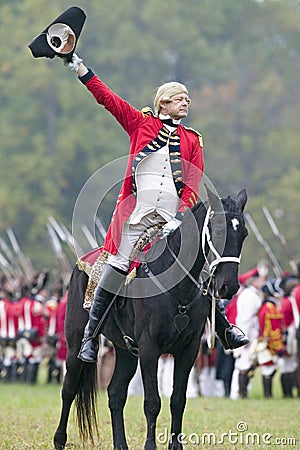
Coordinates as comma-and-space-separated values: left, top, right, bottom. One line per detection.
128, 136, 179, 225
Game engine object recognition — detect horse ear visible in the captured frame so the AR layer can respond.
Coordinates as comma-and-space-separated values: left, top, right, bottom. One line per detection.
204, 184, 222, 212
236, 189, 248, 212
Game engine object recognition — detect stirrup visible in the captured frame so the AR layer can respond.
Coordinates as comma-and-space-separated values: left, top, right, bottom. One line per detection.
123, 335, 139, 357
77, 336, 99, 363
224, 324, 248, 349
227, 324, 246, 336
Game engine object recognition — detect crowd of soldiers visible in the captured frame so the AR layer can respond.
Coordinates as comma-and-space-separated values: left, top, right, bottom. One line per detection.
1, 258, 299, 401
189, 263, 300, 400
0, 270, 67, 384
127, 262, 300, 400
227, 264, 300, 399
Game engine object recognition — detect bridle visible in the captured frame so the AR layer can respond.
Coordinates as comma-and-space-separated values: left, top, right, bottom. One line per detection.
157, 204, 243, 295
201, 206, 241, 273
139, 203, 244, 351
200, 205, 242, 348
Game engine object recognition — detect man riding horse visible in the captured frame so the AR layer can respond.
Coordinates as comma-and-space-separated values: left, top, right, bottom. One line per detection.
64, 54, 249, 363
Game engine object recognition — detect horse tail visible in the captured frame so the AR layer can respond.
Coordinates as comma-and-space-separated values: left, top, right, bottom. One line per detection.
75, 362, 99, 444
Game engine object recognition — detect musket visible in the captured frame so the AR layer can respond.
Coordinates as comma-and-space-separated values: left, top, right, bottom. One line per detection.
46, 223, 72, 284
0, 251, 17, 283
262, 206, 298, 274
95, 216, 107, 244
48, 216, 86, 257
245, 212, 283, 278
0, 237, 23, 278
81, 225, 98, 249
61, 223, 85, 257
48, 216, 67, 242
6, 228, 34, 283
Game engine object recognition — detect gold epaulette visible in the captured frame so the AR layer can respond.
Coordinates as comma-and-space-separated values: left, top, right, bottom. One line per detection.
141, 106, 154, 117
183, 126, 203, 147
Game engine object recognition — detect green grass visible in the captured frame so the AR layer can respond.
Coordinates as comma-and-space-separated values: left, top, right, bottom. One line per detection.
0, 368, 299, 449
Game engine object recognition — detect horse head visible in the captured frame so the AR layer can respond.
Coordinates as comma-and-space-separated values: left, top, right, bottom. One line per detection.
204, 186, 248, 299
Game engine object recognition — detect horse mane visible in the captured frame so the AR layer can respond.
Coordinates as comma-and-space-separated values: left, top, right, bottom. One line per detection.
161, 200, 207, 259
177, 193, 239, 230
188, 193, 244, 218
180, 200, 206, 227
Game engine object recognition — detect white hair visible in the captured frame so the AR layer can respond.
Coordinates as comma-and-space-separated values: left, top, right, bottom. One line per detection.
154, 81, 189, 114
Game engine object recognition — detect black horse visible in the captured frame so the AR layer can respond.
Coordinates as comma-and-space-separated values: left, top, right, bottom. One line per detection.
54, 187, 248, 450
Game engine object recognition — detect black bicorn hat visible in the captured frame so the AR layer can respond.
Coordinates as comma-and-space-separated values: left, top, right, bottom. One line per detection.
28, 6, 86, 62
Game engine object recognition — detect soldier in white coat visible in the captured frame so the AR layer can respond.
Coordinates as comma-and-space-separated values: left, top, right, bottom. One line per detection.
230, 272, 266, 399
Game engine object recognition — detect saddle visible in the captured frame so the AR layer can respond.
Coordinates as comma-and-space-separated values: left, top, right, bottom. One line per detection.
77, 223, 164, 310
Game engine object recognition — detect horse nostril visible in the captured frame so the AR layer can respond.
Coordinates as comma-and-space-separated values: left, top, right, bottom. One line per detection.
218, 283, 239, 299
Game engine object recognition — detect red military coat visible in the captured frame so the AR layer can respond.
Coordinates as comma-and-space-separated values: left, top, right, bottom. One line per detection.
81, 71, 204, 254
0, 298, 18, 339
17, 297, 45, 348
280, 284, 300, 328
258, 300, 285, 356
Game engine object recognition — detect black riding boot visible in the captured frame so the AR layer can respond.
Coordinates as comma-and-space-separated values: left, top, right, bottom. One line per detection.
262, 374, 274, 398
26, 362, 39, 385
281, 372, 294, 398
78, 264, 127, 363
239, 370, 249, 398
214, 299, 249, 350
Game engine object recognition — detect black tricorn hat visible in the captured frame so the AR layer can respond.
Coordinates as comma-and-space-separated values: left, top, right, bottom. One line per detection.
28, 6, 86, 62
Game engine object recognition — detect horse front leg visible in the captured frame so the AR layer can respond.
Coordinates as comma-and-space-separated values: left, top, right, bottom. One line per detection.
108, 346, 138, 450
168, 344, 199, 450
139, 346, 161, 450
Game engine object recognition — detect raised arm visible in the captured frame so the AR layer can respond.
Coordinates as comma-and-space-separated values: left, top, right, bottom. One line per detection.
67, 54, 143, 135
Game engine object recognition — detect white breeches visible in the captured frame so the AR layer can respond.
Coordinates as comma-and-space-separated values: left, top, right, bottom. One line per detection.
233, 346, 254, 372
278, 354, 298, 374
107, 212, 166, 272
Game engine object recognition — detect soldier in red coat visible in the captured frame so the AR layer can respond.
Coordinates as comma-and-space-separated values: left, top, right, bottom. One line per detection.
0, 293, 19, 381
257, 279, 286, 398
44, 292, 68, 384
15, 289, 45, 384
279, 276, 300, 397
64, 54, 247, 363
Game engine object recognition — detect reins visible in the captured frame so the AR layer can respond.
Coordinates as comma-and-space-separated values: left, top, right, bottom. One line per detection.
142, 262, 201, 314
200, 206, 242, 348
162, 205, 242, 297
118, 203, 243, 354
142, 205, 242, 350
142, 262, 202, 353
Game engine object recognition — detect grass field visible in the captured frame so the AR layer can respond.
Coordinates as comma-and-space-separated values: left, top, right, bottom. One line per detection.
0, 367, 299, 449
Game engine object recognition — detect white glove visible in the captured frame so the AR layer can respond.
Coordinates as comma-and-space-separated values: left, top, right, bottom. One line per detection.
162, 218, 182, 236
65, 53, 83, 72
